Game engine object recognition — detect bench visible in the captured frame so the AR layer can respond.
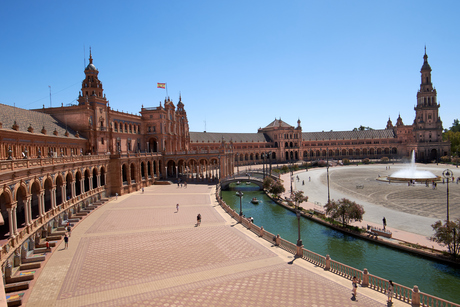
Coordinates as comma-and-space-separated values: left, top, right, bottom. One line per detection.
356, 184, 364, 189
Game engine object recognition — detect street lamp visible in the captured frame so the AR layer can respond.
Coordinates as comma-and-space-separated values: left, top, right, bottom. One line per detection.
268, 151, 272, 176
236, 153, 239, 175
294, 195, 302, 247
236, 191, 244, 217
442, 169, 453, 222
327, 147, 330, 204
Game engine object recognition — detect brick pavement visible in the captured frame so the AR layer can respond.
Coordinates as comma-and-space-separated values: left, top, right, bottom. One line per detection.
27, 183, 394, 307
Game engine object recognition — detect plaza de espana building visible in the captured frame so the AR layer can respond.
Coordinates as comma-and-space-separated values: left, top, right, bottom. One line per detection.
0, 50, 450, 247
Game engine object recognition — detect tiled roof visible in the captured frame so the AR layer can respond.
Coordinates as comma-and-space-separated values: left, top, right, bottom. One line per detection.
190, 132, 270, 143
0, 103, 83, 139
302, 129, 395, 141
263, 119, 293, 129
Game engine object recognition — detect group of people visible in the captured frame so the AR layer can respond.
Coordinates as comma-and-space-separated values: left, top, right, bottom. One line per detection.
352, 276, 393, 303
177, 179, 187, 188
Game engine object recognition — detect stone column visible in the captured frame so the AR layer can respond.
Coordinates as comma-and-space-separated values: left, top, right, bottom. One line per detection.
104, 173, 107, 186
51, 188, 56, 209
23, 197, 30, 226
39, 191, 44, 217
97, 175, 101, 188
80, 179, 84, 194
362, 269, 369, 287
71, 181, 76, 198
89, 176, 93, 190
26, 196, 32, 225
12, 206, 18, 235
325, 255, 331, 271
62, 184, 66, 202
6, 207, 14, 238
412, 286, 420, 306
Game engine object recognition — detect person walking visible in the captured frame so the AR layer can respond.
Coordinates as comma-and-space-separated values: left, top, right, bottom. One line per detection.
66, 224, 72, 237
176, 203, 179, 212
383, 217, 387, 230
352, 276, 358, 299
387, 280, 394, 303
197, 213, 201, 226
64, 234, 69, 249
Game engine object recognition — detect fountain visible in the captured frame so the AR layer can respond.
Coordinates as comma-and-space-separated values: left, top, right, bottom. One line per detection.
387, 150, 438, 182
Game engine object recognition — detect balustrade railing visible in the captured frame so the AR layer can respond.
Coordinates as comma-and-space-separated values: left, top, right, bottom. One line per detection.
215, 184, 460, 307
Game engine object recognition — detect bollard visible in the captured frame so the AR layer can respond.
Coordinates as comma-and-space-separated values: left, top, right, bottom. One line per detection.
296, 244, 304, 258
259, 226, 264, 237
411, 286, 420, 306
362, 268, 369, 287
325, 254, 331, 271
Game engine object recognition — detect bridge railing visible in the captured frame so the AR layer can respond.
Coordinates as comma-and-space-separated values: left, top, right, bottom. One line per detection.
215, 184, 460, 307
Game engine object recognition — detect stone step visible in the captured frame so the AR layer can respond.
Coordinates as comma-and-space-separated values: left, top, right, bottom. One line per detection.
33, 247, 51, 254
21, 255, 45, 263
46, 235, 62, 241
52, 231, 66, 236
75, 212, 88, 217
36, 241, 56, 248
4, 281, 30, 293
6, 291, 24, 307
6, 272, 34, 284
19, 262, 41, 270
68, 218, 81, 223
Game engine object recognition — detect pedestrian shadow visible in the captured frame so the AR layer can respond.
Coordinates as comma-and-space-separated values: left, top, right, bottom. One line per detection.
287, 256, 298, 265
58, 247, 66, 251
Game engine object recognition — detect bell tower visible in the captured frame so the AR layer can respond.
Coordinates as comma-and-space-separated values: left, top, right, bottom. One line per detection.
78, 48, 107, 106
413, 48, 449, 162
414, 48, 442, 143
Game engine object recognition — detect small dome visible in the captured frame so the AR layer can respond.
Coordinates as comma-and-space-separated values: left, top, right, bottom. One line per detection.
86, 63, 97, 71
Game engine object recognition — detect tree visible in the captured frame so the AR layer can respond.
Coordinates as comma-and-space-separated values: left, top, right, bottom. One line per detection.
269, 180, 285, 198
324, 198, 365, 227
443, 119, 460, 155
291, 190, 308, 208
431, 219, 460, 257
263, 176, 274, 190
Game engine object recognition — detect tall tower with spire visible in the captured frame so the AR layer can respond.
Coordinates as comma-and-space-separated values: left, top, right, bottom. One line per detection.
413, 48, 449, 161
78, 48, 107, 106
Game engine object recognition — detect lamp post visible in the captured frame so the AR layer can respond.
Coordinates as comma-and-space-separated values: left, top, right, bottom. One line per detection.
236, 191, 244, 217
236, 153, 239, 175
262, 153, 265, 179
327, 147, 330, 204
268, 151, 272, 176
294, 196, 302, 247
442, 169, 453, 222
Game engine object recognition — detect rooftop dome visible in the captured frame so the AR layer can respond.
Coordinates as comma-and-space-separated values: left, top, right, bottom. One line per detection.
86, 63, 97, 71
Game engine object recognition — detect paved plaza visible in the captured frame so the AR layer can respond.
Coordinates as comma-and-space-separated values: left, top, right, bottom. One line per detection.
25, 182, 400, 307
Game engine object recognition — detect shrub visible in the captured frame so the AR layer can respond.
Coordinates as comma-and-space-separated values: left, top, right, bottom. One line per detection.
318, 160, 327, 167
362, 158, 370, 164
441, 155, 451, 163
380, 157, 389, 163
342, 158, 350, 165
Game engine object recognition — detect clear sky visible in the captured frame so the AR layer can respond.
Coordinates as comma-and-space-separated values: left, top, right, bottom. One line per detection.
1, 1, 459, 133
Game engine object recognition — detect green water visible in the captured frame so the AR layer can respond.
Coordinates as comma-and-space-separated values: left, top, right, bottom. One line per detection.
222, 184, 460, 304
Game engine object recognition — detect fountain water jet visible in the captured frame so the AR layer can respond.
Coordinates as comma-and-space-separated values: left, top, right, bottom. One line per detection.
387, 151, 438, 182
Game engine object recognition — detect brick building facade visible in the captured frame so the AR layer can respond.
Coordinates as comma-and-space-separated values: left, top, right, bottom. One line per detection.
0, 50, 450, 243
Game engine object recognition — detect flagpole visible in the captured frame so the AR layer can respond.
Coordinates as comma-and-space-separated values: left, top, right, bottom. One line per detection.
166, 83, 169, 99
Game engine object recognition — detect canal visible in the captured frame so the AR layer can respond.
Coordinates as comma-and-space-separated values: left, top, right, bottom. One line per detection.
221, 184, 460, 304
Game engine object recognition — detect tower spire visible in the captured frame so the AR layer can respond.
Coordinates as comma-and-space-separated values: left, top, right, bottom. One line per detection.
89, 47, 93, 64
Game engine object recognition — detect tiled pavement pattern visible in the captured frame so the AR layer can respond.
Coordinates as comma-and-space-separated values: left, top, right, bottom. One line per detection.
324, 167, 460, 220
27, 184, 394, 307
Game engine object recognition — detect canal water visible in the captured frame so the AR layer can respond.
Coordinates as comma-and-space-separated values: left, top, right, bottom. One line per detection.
221, 184, 460, 304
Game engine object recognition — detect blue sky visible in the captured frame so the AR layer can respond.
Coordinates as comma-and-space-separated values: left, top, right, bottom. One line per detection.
1, 1, 459, 133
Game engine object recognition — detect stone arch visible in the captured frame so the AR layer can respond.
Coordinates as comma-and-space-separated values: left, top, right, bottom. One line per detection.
166, 160, 176, 177
30, 180, 41, 220
101, 167, 106, 186
56, 174, 64, 206
141, 161, 146, 179
66, 172, 73, 199
0, 188, 12, 239
148, 137, 158, 152
377, 148, 382, 155
16, 184, 28, 229
122, 164, 128, 184
130, 163, 136, 182
75, 171, 82, 196
44, 177, 53, 212
92, 167, 98, 189
84, 169, 91, 192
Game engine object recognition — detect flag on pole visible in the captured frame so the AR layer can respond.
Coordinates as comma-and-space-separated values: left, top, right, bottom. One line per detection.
157, 83, 166, 89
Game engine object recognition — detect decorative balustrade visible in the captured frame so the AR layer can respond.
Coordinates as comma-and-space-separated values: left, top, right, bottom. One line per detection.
0, 186, 106, 265
215, 185, 460, 307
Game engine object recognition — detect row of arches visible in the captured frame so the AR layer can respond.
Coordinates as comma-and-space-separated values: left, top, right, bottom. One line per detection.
0, 166, 107, 241
113, 121, 141, 134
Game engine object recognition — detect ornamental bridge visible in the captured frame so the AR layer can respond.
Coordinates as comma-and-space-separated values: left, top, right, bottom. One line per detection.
220, 172, 278, 190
